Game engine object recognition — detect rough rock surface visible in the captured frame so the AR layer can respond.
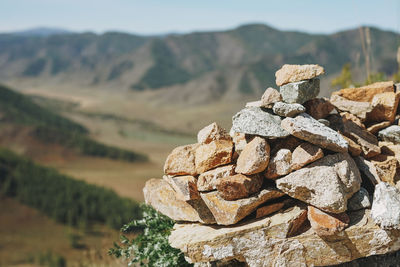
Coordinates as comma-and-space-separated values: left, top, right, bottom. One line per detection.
379, 125, 400, 144
216, 174, 263, 201
281, 113, 348, 153
371, 155, 399, 185
353, 156, 381, 185
307, 206, 350, 237
303, 98, 335, 120
256, 201, 285, 218
197, 165, 236, 192
163, 175, 200, 201
332, 81, 394, 102
200, 188, 284, 225
164, 144, 199, 176
275, 64, 325, 86
265, 148, 292, 179
368, 92, 400, 123
367, 121, 391, 134
230, 131, 247, 154
347, 187, 371, 211
232, 107, 289, 138
197, 122, 231, 144
330, 95, 372, 121
272, 102, 306, 117
235, 136, 270, 175
342, 136, 362, 156
371, 182, 400, 229
261, 87, 282, 108
195, 140, 233, 174
279, 78, 320, 104
245, 100, 262, 108
291, 142, 324, 171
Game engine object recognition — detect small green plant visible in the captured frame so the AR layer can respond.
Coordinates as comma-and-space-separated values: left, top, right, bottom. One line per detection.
109, 205, 192, 267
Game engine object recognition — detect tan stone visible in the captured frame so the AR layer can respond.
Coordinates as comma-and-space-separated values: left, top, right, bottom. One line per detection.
163, 175, 200, 201
197, 165, 236, 192
235, 136, 270, 175
216, 174, 263, 201
261, 87, 282, 108
230, 131, 247, 155
330, 95, 372, 121
275, 64, 325, 86
265, 149, 292, 179
164, 144, 199, 176
341, 112, 365, 129
256, 202, 285, 218
354, 156, 382, 185
342, 136, 362, 157
303, 98, 335, 120
195, 140, 233, 174
368, 92, 400, 123
291, 142, 324, 171
380, 141, 400, 164
367, 121, 391, 134
371, 154, 399, 185
200, 188, 285, 225
197, 122, 231, 144
332, 81, 394, 102
307, 206, 349, 237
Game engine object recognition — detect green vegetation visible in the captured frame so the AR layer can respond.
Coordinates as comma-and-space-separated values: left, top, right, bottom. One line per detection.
27, 251, 66, 267
238, 72, 253, 95
331, 63, 353, 89
107, 60, 134, 80
109, 205, 191, 267
365, 72, 387, 85
22, 58, 47, 76
0, 148, 142, 229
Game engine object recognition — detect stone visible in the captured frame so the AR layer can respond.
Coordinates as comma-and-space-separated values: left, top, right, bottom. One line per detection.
371, 155, 399, 185
317, 119, 330, 126
232, 107, 289, 138
261, 87, 282, 108
163, 175, 200, 201
216, 174, 263, 201
195, 140, 233, 174
367, 121, 391, 134
143, 179, 215, 224
341, 112, 366, 128
368, 92, 400, 123
347, 187, 371, 211
330, 95, 372, 121
371, 182, 400, 229
164, 144, 199, 176
281, 113, 348, 153
332, 81, 394, 102
230, 131, 247, 154
272, 102, 306, 117
342, 136, 362, 156
275, 64, 325, 86
235, 136, 270, 175
308, 206, 350, 237
290, 142, 324, 171
200, 188, 285, 225
197, 165, 236, 192
256, 201, 285, 218
245, 100, 262, 108
269, 136, 302, 155
303, 98, 335, 120
276, 153, 361, 213
279, 78, 320, 104
197, 122, 231, 144
379, 125, 400, 144
353, 156, 382, 185
379, 141, 400, 163
265, 149, 292, 179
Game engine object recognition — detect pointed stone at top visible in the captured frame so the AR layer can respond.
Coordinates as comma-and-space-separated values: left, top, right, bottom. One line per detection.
275, 64, 325, 86
197, 122, 231, 144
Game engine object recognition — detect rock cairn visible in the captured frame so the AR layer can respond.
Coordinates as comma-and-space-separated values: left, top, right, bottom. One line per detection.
143, 64, 400, 266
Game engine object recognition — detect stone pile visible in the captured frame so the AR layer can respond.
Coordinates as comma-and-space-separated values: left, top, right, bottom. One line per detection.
143, 64, 400, 266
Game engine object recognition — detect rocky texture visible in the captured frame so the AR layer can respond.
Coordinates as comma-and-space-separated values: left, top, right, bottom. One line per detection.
379, 141, 400, 163
195, 140, 233, 174
291, 142, 324, 171
318, 118, 330, 126
369, 92, 400, 123
245, 100, 262, 108
371, 155, 399, 185
256, 201, 285, 218
371, 182, 400, 229
235, 136, 270, 175
275, 64, 325, 86
341, 112, 365, 128
216, 174, 263, 201
279, 78, 320, 104
347, 187, 371, 211
276, 153, 361, 213
197, 122, 231, 144
342, 136, 362, 156
143, 179, 215, 224
303, 98, 335, 120
261, 87, 282, 108
353, 156, 381, 185
367, 121, 391, 134
232, 107, 289, 138
272, 102, 305, 117
163, 175, 200, 201
265, 148, 292, 179
307, 206, 350, 237
379, 125, 400, 144
230, 131, 247, 154
164, 144, 199, 176
200, 188, 284, 225
330, 95, 372, 121
197, 165, 236, 192
281, 113, 348, 153
332, 81, 394, 102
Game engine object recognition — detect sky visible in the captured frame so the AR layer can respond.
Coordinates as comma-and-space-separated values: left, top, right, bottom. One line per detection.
1, 0, 400, 35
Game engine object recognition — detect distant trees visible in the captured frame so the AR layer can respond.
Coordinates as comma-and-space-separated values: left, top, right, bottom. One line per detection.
331, 63, 387, 89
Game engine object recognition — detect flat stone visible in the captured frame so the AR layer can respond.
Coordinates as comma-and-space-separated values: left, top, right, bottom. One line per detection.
261, 87, 282, 108
303, 98, 335, 120
371, 155, 399, 185
195, 140, 233, 174
235, 136, 270, 175
308, 206, 350, 237
197, 165, 236, 192
281, 113, 348, 153
279, 78, 320, 104
200, 188, 285, 225
347, 187, 371, 211
275, 64, 325, 86
371, 182, 400, 229
265, 148, 292, 179
332, 81, 394, 102
330, 95, 372, 121
143, 178, 215, 224
291, 142, 324, 171
256, 201, 285, 218
245, 100, 262, 108
232, 107, 289, 139
164, 144, 199, 176
342, 135, 362, 156
379, 125, 400, 144
216, 174, 263, 201
272, 102, 306, 117
367, 121, 391, 134
368, 92, 400, 123
341, 112, 366, 128
163, 175, 200, 201
197, 122, 231, 144
277, 153, 361, 213
353, 156, 382, 185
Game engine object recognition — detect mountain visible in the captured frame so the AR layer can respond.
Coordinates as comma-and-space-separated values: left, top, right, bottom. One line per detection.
10, 27, 72, 36
0, 24, 398, 103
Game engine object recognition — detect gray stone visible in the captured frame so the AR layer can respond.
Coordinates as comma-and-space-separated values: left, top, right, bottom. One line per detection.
353, 156, 381, 185
371, 182, 400, 229
232, 107, 289, 139
281, 113, 349, 153
378, 125, 400, 144
318, 119, 330, 126
279, 78, 320, 104
347, 187, 371, 211
272, 102, 306, 117
330, 95, 372, 121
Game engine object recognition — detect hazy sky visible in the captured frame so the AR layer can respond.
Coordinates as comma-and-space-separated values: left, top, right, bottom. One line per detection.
1, 0, 400, 34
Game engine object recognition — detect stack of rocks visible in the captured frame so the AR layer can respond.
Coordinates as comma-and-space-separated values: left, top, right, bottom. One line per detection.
143, 64, 400, 267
